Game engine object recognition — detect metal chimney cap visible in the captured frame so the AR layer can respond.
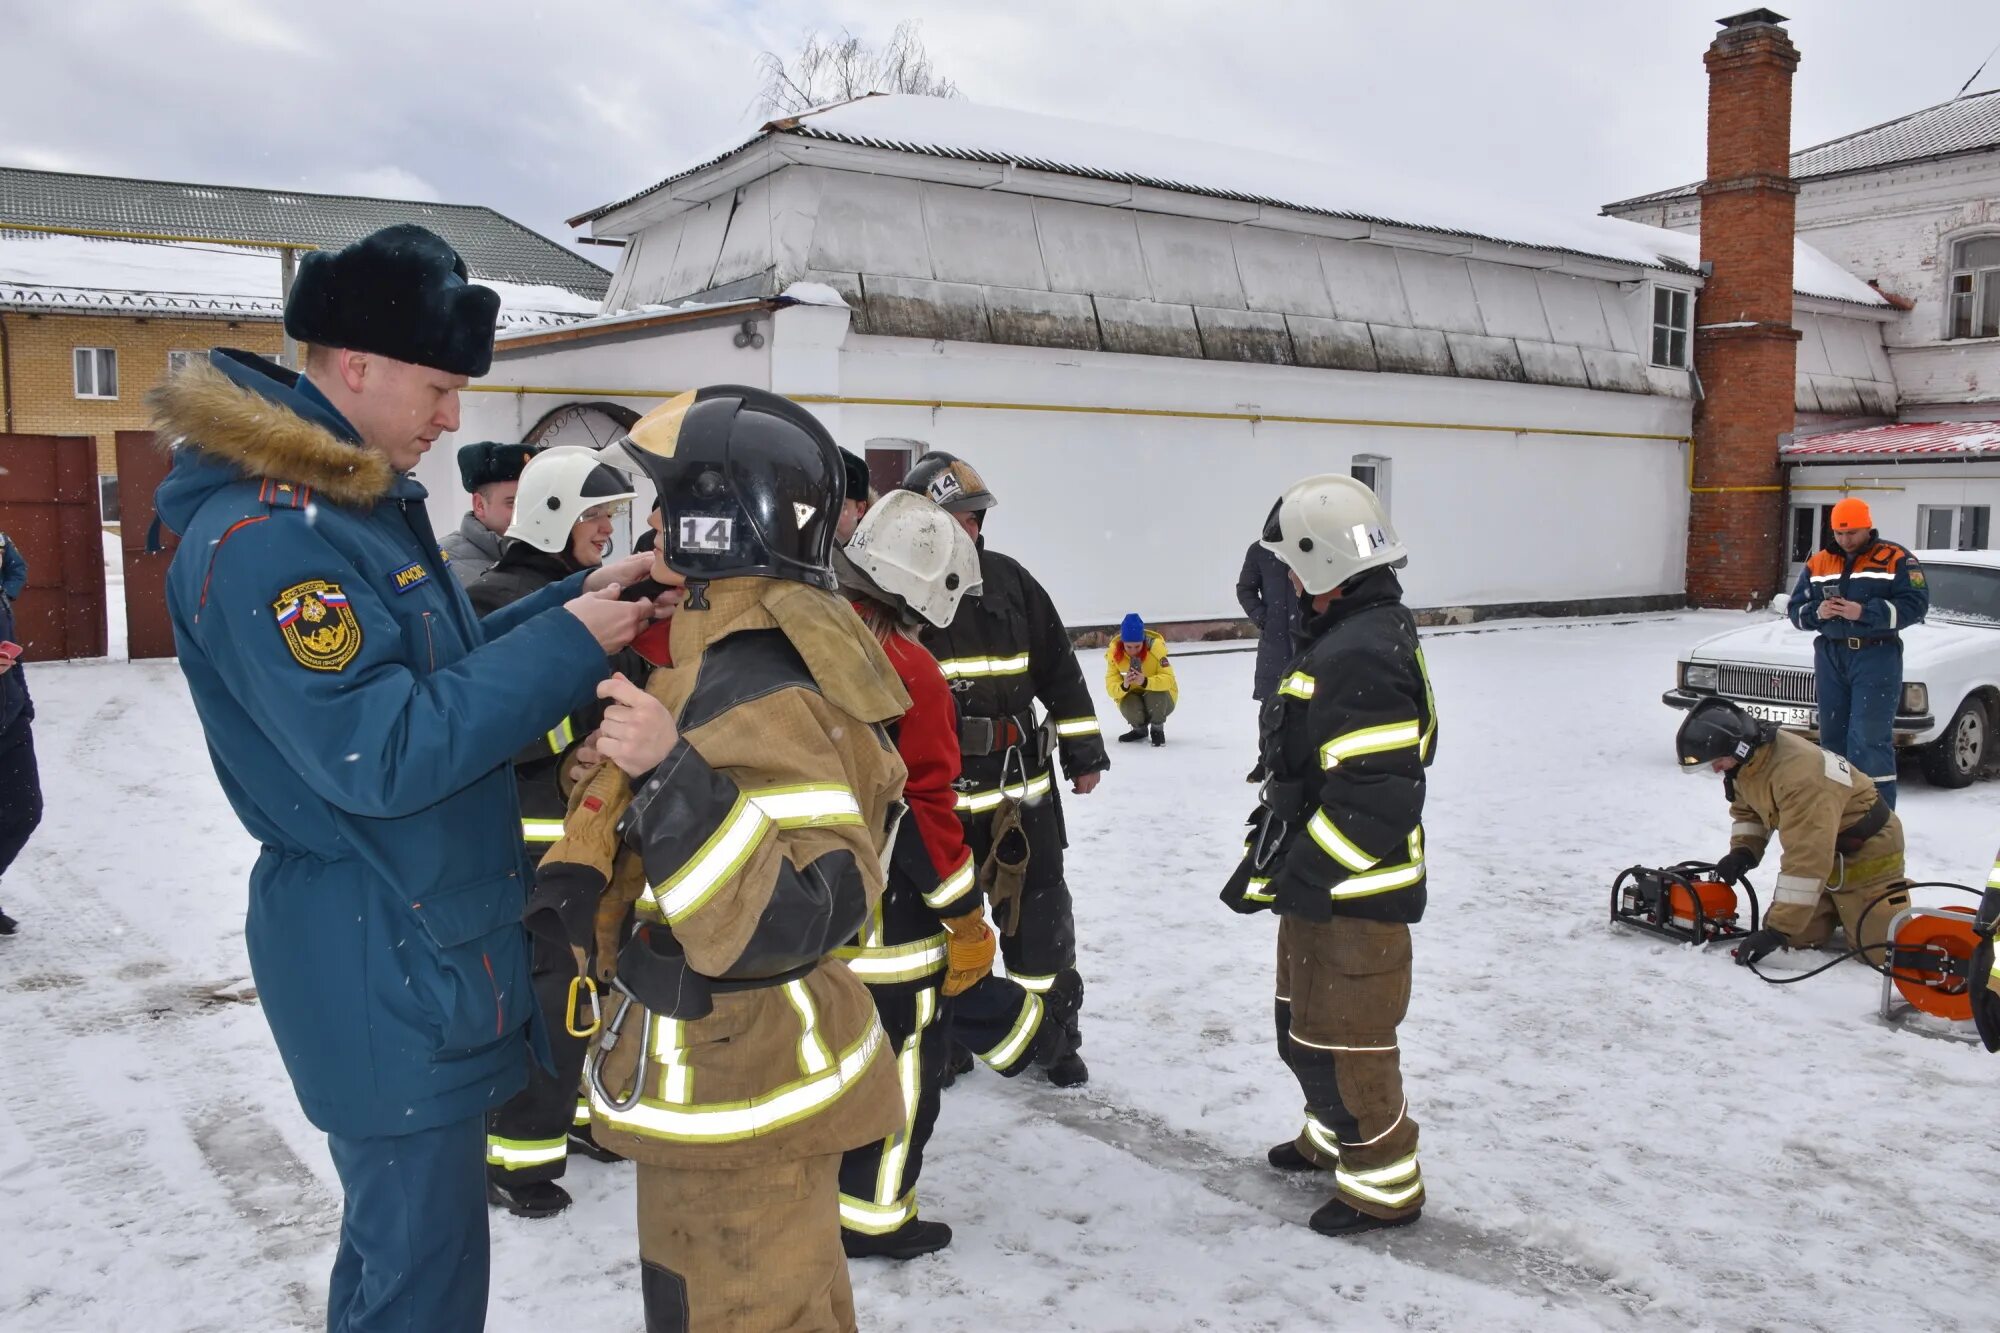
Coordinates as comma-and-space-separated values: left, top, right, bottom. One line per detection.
1718, 8, 1788, 27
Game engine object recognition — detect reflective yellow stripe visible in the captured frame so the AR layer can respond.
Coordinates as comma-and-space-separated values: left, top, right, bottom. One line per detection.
546, 716, 577, 756
923, 853, 976, 909
749, 783, 865, 829
1245, 876, 1274, 904
1308, 809, 1378, 873
651, 1014, 692, 1104
872, 990, 933, 1211
1987, 857, 2000, 890
1321, 720, 1423, 768
1279, 671, 1316, 700
936, 653, 1031, 680
1414, 647, 1438, 760
595, 1017, 886, 1144
521, 818, 566, 843
1053, 716, 1100, 738
1328, 829, 1425, 900
1335, 1152, 1422, 1208
955, 770, 1054, 813
573, 1097, 592, 1127
833, 933, 950, 984
1303, 1113, 1342, 1161
644, 793, 771, 924
1011, 971, 1059, 994
785, 980, 834, 1076
839, 1191, 917, 1234
486, 1135, 567, 1168
981, 990, 1043, 1068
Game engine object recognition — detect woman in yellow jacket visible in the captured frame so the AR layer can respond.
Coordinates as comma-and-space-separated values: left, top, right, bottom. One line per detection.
1105, 613, 1179, 747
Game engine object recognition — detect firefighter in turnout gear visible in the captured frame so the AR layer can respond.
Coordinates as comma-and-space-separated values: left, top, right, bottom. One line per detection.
1675, 698, 1908, 967
1221, 475, 1436, 1237
465, 446, 643, 1217
531, 385, 907, 1332
901, 451, 1109, 1086
1969, 845, 2000, 1052
831, 491, 1080, 1261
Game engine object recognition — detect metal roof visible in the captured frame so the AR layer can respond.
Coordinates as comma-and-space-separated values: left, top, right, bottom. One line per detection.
1784, 420, 2000, 459
1605, 88, 2000, 210
0, 165, 609, 297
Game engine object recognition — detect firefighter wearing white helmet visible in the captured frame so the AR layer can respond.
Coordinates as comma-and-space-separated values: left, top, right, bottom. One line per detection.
1221, 472, 1438, 1238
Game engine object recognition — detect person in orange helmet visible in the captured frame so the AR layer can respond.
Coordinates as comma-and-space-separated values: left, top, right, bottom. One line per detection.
1784, 497, 1928, 807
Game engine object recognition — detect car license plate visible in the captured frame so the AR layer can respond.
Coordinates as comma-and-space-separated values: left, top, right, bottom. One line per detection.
1740, 701, 1815, 728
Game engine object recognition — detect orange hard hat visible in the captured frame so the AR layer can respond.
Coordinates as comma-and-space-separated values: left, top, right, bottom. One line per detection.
1829, 497, 1874, 532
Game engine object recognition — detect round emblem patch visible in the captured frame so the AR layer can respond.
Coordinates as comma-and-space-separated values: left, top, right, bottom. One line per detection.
272, 579, 362, 672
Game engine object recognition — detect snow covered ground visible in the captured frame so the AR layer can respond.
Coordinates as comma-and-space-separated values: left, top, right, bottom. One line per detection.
3, 615, 1996, 1332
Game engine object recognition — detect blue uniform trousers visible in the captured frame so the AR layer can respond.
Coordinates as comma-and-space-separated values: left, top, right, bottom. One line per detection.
326, 1115, 489, 1333
1814, 636, 1903, 807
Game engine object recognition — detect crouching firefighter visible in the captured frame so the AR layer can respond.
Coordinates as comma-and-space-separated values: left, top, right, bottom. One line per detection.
527, 386, 909, 1332
902, 451, 1108, 1087
830, 490, 1081, 1261
1674, 698, 1908, 969
1220, 475, 1438, 1238
1969, 846, 2000, 1052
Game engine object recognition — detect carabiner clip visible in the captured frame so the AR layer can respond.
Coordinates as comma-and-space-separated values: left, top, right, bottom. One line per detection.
565, 974, 602, 1038
585, 985, 645, 1113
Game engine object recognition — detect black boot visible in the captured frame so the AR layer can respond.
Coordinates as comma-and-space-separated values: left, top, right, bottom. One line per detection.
843, 1217, 953, 1261
1046, 1051, 1089, 1087
1309, 1197, 1420, 1237
1117, 727, 1147, 743
1246, 762, 1266, 784
568, 1122, 624, 1164
1267, 1140, 1318, 1171
938, 1039, 976, 1089
0, 908, 16, 936
1150, 725, 1166, 747
487, 1178, 572, 1219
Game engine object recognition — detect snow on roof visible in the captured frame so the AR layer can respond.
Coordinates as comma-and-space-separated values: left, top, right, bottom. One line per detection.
579, 94, 1884, 305
1637, 226, 1887, 307
0, 232, 599, 329
1785, 421, 2000, 459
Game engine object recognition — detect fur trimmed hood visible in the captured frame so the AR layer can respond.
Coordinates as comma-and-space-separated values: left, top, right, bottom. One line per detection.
149, 357, 393, 509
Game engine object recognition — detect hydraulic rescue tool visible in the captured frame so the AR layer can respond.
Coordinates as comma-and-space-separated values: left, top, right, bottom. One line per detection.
1609, 861, 1760, 946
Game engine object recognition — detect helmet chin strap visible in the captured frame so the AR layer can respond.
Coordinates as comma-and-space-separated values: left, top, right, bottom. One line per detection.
683, 580, 711, 612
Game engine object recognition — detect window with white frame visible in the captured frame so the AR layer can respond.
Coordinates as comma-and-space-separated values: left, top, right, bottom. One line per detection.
1948, 236, 2000, 339
1650, 287, 1692, 369
1789, 503, 1837, 563
1350, 454, 1391, 511
73, 347, 118, 399
167, 350, 205, 376
1917, 503, 1992, 551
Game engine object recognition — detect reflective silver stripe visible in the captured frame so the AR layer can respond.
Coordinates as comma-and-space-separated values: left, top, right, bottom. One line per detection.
1887, 603, 1898, 629
872, 989, 933, 1211
1320, 720, 1423, 768
923, 854, 976, 909
594, 1017, 886, 1143
1327, 829, 1425, 899
935, 653, 1032, 680
652, 1014, 692, 1104
1054, 717, 1101, 738
1731, 821, 1767, 841
546, 716, 577, 756
573, 1098, 592, 1127
1011, 971, 1059, 994
833, 934, 950, 983
1347, 1101, 1409, 1149
644, 794, 771, 924
955, 771, 1053, 813
1292, 1034, 1397, 1053
749, 783, 864, 829
1847, 571, 1895, 580
1307, 809, 1378, 873
521, 818, 566, 843
1774, 873, 1823, 906
785, 980, 834, 1076
1278, 671, 1316, 700
487, 1136, 567, 1168
1988, 858, 2000, 890
981, 991, 1043, 1069
1336, 1153, 1422, 1208
1303, 1114, 1341, 1160
839, 1192, 916, 1234
1245, 876, 1274, 904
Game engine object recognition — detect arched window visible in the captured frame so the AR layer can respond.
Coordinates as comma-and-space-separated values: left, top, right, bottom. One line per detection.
1948, 235, 2000, 339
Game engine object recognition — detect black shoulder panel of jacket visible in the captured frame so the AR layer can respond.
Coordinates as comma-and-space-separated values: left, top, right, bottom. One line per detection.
728, 849, 870, 979
680, 627, 821, 734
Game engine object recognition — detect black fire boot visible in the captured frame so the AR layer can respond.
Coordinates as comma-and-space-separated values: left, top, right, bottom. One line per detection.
1150, 725, 1166, 747
1309, 1197, 1420, 1237
1117, 727, 1148, 743
0, 907, 16, 935
938, 1039, 976, 1089
1267, 1140, 1318, 1171
1246, 762, 1266, 784
568, 1122, 624, 1164
487, 1178, 572, 1219
1045, 1051, 1089, 1087
843, 1217, 953, 1261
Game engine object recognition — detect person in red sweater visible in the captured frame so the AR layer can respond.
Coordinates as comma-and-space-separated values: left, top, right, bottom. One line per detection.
831, 490, 1080, 1260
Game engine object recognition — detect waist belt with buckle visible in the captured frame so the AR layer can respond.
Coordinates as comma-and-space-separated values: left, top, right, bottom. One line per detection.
1835, 798, 1893, 855
1833, 634, 1898, 650
616, 922, 816, 1020
960, 713, 1037, 757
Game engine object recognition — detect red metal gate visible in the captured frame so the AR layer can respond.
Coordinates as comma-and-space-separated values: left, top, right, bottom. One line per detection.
116, 430, 180, 660
0, 433, 105, 660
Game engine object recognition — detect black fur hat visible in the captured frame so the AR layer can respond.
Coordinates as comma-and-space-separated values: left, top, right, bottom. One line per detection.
838, 447, 871, 503
285, 224, 501, 377
456, 441, 539, 492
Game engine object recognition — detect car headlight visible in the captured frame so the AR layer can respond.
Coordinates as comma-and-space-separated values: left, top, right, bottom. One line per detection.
1682, 663, 1718, 691
1900, 682, 1928, 715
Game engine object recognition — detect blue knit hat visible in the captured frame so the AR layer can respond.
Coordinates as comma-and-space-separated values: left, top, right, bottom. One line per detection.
1120, 613, 1145, 644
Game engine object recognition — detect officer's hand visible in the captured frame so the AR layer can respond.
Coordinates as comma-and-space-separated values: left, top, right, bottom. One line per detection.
585, 553, 655, 594
596, 673, 679, 778
1072, 770, 1102, 796
565, 585, 651, 654
1712, 848, 1759, 883
1733, 927, 1784, 967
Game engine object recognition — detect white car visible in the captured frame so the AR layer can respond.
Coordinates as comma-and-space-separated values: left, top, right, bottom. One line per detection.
1663, 549, 2000, 788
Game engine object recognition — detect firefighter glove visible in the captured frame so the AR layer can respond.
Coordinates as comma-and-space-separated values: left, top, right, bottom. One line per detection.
1734, 927, 1784, 967
1713, 848, 1759, 883
941, 911, 996, 997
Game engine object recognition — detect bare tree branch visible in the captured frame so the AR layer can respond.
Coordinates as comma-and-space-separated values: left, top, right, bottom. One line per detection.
755, 20, 961, 118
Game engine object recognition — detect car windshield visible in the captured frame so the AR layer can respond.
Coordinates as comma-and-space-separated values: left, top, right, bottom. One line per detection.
1924, 563, 2000, 626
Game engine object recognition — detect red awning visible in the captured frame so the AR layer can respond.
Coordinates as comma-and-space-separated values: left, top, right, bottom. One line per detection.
1785, 421, 2000, 459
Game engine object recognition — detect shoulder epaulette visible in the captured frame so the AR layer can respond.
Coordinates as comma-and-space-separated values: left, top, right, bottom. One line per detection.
257, 478, 314, 511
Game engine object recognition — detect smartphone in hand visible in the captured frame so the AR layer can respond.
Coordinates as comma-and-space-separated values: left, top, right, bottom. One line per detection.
0, 641, 21, 660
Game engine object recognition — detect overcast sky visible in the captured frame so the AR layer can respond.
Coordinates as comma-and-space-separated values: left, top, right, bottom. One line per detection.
9, 0, 1999, 269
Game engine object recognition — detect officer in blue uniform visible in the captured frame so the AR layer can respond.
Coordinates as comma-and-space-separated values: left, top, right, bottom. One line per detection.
153, 224, 653, 1333
1784, 497, 1928, 807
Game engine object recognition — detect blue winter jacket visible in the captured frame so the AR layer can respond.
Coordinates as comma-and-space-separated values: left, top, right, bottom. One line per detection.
1785, 535, 1929, 640
0, 531, 29, 731
154, 350, 609, 1137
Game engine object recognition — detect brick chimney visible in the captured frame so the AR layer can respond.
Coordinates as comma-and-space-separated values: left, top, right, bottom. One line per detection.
1687, 9, 1801, 608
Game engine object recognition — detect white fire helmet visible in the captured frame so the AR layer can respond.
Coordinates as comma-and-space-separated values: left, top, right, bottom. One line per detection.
843, 489, 983, 629
504, 445, 637, 554
1260, 473, 1407, 596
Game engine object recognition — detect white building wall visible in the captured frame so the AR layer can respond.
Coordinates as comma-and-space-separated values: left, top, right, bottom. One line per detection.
1789, 458, 2000, 553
